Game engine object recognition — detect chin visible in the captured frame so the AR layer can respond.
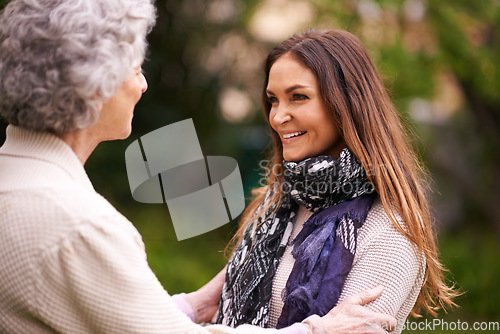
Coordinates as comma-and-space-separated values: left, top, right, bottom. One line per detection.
107, 127, 132, 141
283, 148, 327, 162
283, 151, 307, 162
119, 127, 132, 140
121, 121, 133, 137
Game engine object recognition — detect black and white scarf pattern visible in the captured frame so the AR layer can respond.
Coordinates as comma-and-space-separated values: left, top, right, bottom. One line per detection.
216, 148, 375, 327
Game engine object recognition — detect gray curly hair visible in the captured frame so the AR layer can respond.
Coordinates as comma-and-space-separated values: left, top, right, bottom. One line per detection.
0, 0, 156, 135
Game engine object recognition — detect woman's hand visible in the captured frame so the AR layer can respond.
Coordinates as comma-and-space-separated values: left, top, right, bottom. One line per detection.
303, 286, 397, 333
184, 266, 226, 323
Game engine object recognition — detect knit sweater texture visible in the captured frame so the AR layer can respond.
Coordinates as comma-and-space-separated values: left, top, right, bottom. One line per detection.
268, 203, 426, 334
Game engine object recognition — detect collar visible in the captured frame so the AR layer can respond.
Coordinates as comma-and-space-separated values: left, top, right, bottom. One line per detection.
0, 125, 94, 191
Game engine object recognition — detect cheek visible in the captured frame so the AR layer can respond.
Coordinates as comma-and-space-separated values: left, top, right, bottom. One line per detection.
130, 83, 142, 101
122, 77, 142, 101
313, 116, 337, 142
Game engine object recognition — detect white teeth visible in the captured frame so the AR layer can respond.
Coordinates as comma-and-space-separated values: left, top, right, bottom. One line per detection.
283, 131, 306, 139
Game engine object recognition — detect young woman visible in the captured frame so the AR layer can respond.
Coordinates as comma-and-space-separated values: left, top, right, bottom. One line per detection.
0, 2, 396, 333
217, 29, 457, 333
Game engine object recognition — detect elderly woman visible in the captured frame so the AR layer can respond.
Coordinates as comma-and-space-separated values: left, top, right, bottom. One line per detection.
0, 1, 397, 333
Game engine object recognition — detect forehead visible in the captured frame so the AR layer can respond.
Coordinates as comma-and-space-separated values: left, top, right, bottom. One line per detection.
267, 54, 318, 89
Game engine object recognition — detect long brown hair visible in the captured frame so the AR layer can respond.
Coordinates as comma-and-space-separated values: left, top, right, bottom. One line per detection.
229, 29, 457, 317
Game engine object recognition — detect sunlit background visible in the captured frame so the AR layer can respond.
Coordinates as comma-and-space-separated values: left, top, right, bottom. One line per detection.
0, 0, 499, 332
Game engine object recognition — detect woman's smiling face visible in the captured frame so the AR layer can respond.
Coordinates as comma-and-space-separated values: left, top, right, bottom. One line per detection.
266, 53, 346, 162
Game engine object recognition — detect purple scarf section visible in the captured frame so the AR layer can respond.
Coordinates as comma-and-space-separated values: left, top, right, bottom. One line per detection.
277, 194, 376, 328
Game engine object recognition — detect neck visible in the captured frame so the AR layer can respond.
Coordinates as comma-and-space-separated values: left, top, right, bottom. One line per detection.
60, 129, 101, 165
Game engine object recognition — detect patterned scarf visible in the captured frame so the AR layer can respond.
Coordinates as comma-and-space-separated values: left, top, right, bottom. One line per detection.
216, 148, 375, 328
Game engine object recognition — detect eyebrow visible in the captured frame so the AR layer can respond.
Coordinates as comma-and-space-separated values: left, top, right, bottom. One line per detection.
266, 84, 310, 95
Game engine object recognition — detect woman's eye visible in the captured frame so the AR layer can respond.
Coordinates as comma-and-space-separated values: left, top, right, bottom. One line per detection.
292, 94, 308, 101
267, 96, 278, 104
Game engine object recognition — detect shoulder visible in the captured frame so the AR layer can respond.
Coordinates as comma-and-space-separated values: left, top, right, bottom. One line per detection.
0, 184, 145, 323
356, 198, 412, 252
351, 198, 426, 293
0, 184, 143, 263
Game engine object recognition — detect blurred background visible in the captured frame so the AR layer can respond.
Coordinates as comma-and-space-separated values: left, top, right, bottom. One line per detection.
1, 0, 499, 332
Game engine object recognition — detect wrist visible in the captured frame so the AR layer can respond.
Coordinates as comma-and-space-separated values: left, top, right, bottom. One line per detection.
183, 291, 202, 322
172, 293, 196, 322
302, 323, 313, 334
302, 314, 329, 334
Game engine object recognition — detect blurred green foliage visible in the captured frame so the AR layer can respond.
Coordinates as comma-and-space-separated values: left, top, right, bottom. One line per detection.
1, 0, 499, 331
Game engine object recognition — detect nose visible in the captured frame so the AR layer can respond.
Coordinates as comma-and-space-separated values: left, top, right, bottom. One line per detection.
140, 73, 148, 93
271, 104, 292, 126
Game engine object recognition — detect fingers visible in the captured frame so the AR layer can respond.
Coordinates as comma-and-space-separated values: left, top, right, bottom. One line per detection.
319, 286, 398, 333
186, 266, 227, 323
381, 315, 396, 331
313, 305, 397, 334
362, 311, 397, 333
344, 285, 384, 306
361, 328, 393, 334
